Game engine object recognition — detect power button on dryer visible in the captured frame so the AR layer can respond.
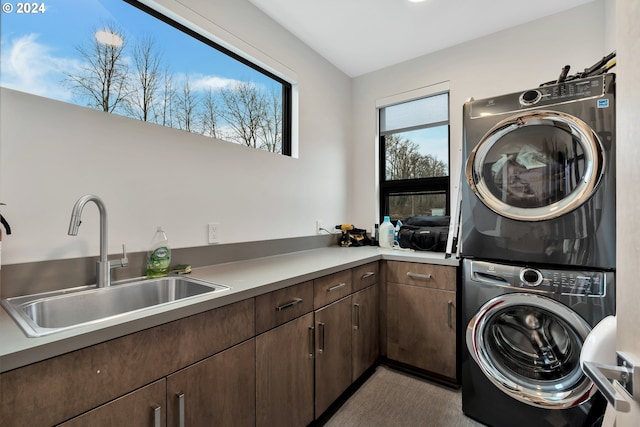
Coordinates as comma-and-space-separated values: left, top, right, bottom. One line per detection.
520, 268, 543, 287
519, 90, 542, 106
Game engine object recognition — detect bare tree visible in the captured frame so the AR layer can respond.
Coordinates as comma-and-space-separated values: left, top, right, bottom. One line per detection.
218, 81, 266, 148
158, 69, 176, 127
201, 88, 220, 138
259, 88, 282, 153
64, 23, 130, 113
385, 134, 446, 180
385, 133, 448, 218
175, 78, 198, 132
125, 35, 162, 122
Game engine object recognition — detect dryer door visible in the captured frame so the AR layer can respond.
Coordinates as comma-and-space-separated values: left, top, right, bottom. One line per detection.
466, 293, 595, 409
465, 111, 604, 221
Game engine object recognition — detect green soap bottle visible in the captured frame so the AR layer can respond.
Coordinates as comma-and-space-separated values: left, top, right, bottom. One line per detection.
146, 226, 171, 278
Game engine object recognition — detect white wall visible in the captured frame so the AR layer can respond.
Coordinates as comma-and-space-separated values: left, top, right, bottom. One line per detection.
0, 0, 352, 264
615, 0, 640, 423
349, 0, 611, 228
0, 0, 613, 266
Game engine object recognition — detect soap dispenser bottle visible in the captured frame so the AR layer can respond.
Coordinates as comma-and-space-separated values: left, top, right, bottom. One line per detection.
146, 226, 171, 278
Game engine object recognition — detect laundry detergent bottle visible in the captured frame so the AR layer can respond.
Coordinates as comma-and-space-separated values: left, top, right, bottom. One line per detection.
146, 226, 171, 278
378, 216, 394, 248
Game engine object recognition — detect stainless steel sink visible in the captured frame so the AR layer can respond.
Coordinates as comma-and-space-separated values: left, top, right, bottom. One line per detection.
1, 276, 229, 337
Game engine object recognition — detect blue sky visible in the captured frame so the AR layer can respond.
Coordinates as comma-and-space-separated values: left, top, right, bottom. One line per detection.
0, 0, 279, 103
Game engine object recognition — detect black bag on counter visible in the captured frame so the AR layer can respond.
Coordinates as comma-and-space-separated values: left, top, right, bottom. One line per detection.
398, 216, 450, 252
338, 226, 371, 247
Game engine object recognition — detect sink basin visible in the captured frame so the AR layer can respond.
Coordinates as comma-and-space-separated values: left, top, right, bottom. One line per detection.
1, 276, 229, 337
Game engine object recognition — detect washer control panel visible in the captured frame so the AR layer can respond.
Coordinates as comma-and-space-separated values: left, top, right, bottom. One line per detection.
469, 260, 607, 297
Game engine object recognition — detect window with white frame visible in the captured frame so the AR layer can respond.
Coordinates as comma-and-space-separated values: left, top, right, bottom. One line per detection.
0, 0, 292, 155
378, 90, 450, 222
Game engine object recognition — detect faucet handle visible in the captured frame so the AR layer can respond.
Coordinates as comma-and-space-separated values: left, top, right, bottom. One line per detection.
120, 244, 129, 267
109, 244, 129, 269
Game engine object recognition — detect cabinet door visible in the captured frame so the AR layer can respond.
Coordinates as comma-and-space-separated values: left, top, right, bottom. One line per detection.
315, 296, 352, 417
256, 313, 314, 427
58, 379, 166, 427
387, 283, 456, 379
166, 339, 255, 427
352, 284, 379, 381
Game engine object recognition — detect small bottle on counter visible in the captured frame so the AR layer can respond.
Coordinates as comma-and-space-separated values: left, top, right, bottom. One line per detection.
146, 226, 171, 278
378, 216, 394, 248
394, 219, 403, 246
371, 224, 378, 246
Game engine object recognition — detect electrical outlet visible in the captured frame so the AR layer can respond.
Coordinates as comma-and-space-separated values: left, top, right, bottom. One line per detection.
316, 220, 323, 234
208, 223, 220, 244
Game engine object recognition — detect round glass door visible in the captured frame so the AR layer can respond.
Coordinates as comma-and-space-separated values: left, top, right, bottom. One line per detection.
466, 111, 605, 221
466, 293, 595, 408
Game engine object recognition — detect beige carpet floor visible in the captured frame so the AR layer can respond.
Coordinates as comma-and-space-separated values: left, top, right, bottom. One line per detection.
323, 366, 486, 427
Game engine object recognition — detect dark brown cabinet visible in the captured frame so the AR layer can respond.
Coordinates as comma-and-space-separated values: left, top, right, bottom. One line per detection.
352, 283, 379, 381
314, 296, 353, 416
57, 380, 166, 427
2, 261, 390, 426
256, 312, 315, 427
166, 339, 255, 427
386, 261, 457, 380
0, 299, 254, 427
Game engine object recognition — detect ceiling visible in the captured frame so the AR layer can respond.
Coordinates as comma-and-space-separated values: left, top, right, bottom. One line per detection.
248, 0, 596, 77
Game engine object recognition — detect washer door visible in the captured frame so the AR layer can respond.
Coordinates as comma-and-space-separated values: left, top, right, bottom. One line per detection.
466, 111, 605, 221
466, 293, 595, 408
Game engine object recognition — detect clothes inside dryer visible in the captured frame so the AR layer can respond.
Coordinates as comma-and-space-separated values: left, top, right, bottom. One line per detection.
485, 126, 587, 209
460, 74, 616, 269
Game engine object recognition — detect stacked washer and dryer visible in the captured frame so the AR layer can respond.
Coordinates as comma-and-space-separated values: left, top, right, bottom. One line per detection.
459, 74, 616, 427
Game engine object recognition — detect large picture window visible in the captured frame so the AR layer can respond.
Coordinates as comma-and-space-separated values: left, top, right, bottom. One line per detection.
379, 91, 450, 221
0, 0, 292, 155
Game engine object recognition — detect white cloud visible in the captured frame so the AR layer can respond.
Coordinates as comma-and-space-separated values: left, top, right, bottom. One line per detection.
0, 34, 77, 101
189, 74, 241, 92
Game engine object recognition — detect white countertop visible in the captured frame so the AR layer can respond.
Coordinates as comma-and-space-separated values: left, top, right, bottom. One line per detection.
0, 246, 458, 373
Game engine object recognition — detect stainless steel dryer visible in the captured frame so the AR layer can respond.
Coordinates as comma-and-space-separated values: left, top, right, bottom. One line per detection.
460, 74, 615, 270
461, 259, 615, 427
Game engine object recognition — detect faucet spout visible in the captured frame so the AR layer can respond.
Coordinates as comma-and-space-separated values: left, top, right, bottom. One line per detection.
68, 194, 127, 287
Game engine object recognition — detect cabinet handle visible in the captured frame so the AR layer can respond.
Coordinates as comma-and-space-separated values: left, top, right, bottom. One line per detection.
318, 322, 325, 354
447, 300, 453, 329
353, 303, 360, 330
361, 272, 375, 280
407, 272, 432, 281
152, 405, 161, 427
308, 325, 315, 359
177, 392, 185, 427
276, 298, 303, 311
327, 282, 347, 292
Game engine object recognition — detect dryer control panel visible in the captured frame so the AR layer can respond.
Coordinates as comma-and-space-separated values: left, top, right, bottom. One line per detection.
468, 74, 612, 118
468, 260, 608, 297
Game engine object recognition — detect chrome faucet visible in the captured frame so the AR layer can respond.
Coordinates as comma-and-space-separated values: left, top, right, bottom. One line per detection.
68, 194, 128, 287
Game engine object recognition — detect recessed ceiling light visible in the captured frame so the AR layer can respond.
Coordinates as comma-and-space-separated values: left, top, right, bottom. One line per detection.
408, 0, 427, 3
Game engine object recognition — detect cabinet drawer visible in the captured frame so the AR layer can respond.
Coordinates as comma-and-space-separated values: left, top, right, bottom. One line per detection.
386, 261, 456, 291
314, 270, 352, 309
256, 281, 314, 334
352, 262, 378, 292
